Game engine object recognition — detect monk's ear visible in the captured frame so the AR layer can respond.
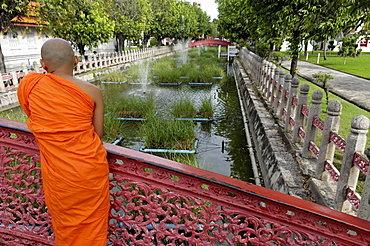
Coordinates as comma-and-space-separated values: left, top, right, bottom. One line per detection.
74, 56, 78, 66
40, 59, 47, 71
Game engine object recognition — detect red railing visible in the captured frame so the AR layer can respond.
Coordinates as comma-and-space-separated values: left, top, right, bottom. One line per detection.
1, 118, 370, 245
188, 40, 232, 48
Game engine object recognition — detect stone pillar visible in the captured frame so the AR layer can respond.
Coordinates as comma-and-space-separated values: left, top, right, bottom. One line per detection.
265, 63, 275, 101
315, 100, 342, 180
302, 90, 323, 158
270, 66, 279, 105
279, 73, 292, 120
274, 70, 285, 114
33, 61, 40, 73
292, 83, 309, 143
359, 160, 370, 220
285, 77, 300, 132
21, 63, 29, 75
9, 65, 18, 86
0, 74, 6, 92
335, 115, 369, 213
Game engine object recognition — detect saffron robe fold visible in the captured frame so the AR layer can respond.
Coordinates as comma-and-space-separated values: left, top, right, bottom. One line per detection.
17, 73, 110, 246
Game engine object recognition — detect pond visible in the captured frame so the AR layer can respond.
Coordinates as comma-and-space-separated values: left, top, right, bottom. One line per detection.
99, 69, 254, 183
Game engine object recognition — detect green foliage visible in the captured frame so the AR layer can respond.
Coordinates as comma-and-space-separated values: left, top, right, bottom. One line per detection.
312, 72, 334, 107
256, 43, 270, 58
108, 0, 152, 52
38, 0, 115, 55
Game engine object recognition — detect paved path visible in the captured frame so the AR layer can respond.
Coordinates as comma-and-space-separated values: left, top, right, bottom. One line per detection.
281, 60, 370, 112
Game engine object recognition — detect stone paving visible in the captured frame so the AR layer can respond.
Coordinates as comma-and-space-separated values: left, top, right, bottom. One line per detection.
281, 60, 370, 112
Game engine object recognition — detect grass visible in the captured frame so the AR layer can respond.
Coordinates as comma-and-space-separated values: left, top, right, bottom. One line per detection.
199, 97, 213, 118
0, 107, 27, 123
300, 53, 370, 79
171, 99, 197, 118
101, 72, 127, 82
140, 117, 196, 150
114, 94, 155, 119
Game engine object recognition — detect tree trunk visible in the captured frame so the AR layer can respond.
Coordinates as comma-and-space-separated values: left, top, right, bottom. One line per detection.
77, 43, 85, 56
304, 41, 308, 57
323, 41, 327, 60
289, 34, 300, 77
0, 43, 6, 74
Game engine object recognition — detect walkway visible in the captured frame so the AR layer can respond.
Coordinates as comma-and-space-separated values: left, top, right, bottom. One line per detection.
281, 60, 370, 112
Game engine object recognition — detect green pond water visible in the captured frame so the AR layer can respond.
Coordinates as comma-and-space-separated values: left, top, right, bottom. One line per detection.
98, 71, 254, 183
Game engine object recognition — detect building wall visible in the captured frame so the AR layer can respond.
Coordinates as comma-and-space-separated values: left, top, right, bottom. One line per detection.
0, 26, 115, 72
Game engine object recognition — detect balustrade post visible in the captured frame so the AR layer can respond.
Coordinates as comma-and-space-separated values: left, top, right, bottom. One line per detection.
82, 58, 87, 71
292, 83, 309, 143
21, 63, 28, 75
274, 70, 286, 114
315, 100, 342, 180
335, 115, 369, 213
279, 73, 292, 120
301, 90, 322, 158
264, 61, 271, 96
270, 66, 279, 105
262, 61, 268, 97
33, 61, 40, 73
358, 162, 370, 220
9, 65, 18, 86
266, 63, 275, 101
0, 75, 5, 92
257, 57, 263, 88
285, 77, 299, 132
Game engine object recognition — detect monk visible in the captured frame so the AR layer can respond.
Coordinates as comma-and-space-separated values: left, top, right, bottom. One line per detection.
17, 38, 110, 245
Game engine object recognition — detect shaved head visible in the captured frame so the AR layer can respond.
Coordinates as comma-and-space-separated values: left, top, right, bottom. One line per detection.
41, 38, 76, 72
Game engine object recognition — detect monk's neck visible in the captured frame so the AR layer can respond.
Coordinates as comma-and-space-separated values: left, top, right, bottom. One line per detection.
50, 71, 74, 79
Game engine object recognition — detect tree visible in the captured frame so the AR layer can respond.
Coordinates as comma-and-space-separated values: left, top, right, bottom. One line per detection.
146, 0, 178, 46
217, 0, 355, 76
108, 0, 152, 52
0, 0, 30, 73
38, 0, 114, 55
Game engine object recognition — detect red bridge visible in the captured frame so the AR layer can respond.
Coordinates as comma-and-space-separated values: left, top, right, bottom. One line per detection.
1, 117, 370, 245
189, 39, 232, 48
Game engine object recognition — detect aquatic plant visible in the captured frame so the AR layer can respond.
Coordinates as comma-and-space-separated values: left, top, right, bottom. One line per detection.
101, 72, 126, 82
199, 97, 214, 118
140, 117, 196, 150
115, 93, 155, 118
171, 99, 197, 118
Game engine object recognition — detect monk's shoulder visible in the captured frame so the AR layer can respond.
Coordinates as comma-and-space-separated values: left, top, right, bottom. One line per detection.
71, 78, 102, 103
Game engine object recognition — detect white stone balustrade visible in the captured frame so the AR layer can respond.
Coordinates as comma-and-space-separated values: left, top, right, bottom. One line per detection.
239, 47, 370, 219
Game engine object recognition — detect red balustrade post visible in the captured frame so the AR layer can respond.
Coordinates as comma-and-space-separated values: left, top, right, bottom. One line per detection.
315, 100, 342, 180
302, 90, 323, 158
335, 115, 369, 213
285, 77, 300, 132
279, 73, 292, 120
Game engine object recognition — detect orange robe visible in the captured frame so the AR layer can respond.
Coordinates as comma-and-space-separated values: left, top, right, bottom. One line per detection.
17, 73, 110, 246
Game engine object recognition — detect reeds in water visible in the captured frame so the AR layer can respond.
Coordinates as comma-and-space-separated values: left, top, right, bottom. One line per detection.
140, 117, 196, 150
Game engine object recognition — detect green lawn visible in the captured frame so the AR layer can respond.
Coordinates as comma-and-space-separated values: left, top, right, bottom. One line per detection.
299, 53, 370, 79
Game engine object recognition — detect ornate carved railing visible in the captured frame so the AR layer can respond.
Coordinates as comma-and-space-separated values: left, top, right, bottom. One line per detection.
1, 118, 370, 245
